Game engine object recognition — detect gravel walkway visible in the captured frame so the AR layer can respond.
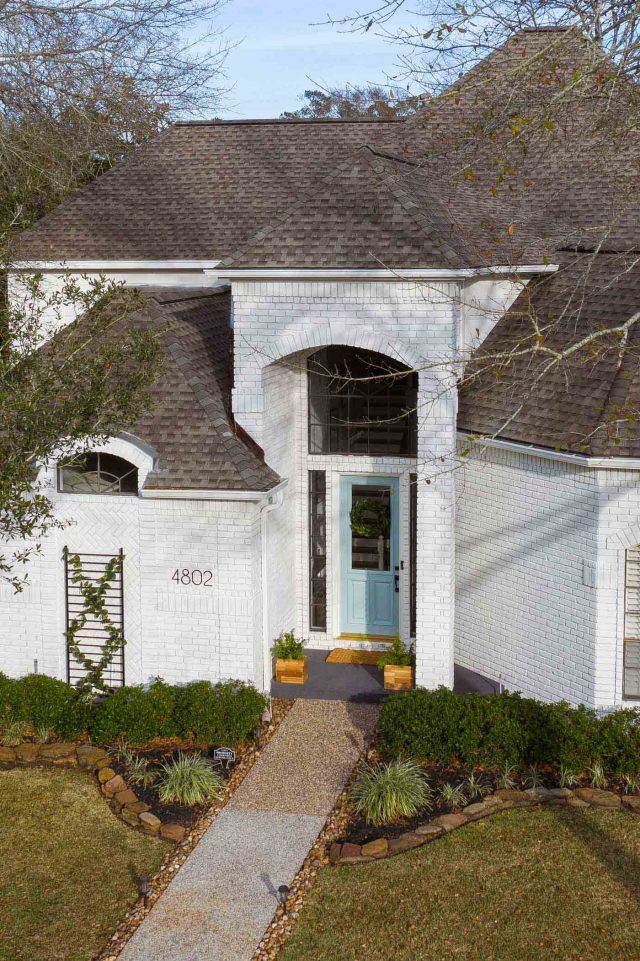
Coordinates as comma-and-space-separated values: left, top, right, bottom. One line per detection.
119, 698, 378, 961
230, 699, 379, 817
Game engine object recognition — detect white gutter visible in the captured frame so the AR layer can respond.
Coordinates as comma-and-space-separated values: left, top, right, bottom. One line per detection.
214, 265, 559, 281
13, 260, 221, 271
140, 486, 279, 502
260, 484, 287, 692
459, 432, 640, 470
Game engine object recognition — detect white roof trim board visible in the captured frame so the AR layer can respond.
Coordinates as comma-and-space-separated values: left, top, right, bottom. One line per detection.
459, 433, 640, 470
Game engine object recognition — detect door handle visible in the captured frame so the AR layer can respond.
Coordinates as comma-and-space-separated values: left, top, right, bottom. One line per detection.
394, 573, 399, 593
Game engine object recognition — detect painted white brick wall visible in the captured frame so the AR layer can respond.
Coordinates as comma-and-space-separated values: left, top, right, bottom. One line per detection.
455, 443, 608, 706
233, 280, 460, 689
0, 440, 262, 689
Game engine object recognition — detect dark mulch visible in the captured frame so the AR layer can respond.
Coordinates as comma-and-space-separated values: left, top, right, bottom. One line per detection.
342, 761, 603, 845
109, 743, 243, 827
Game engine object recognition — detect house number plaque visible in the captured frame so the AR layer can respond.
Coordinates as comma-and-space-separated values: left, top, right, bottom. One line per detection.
171, 568, 213, 587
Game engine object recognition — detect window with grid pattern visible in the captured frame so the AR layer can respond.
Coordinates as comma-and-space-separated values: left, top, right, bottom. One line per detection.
309, 471, 327, 631
308, 347, 417, 457
624, 548, 640, 699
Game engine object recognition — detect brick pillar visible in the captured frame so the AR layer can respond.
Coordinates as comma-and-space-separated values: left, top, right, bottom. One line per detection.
414, 376, 456, 689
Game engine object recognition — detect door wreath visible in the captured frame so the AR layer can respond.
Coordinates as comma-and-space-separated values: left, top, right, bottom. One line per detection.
350, 498, 390, 538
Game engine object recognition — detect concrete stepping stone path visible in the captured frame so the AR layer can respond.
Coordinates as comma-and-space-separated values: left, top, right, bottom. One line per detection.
119, 698, 378, 961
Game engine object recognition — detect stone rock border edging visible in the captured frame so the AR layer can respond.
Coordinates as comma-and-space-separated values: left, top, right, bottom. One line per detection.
329, 786, 640, 865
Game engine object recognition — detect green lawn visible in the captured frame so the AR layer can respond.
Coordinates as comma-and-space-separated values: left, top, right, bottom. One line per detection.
282, 807, 640, 961
0, 767, 168, 961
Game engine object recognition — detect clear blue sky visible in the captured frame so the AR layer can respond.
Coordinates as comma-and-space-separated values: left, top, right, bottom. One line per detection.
214, 0, 417, 119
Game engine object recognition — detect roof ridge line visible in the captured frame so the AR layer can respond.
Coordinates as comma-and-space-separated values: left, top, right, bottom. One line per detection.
221, 146, 374, 268
173, 117, 406, 127
365, 152, 480, 268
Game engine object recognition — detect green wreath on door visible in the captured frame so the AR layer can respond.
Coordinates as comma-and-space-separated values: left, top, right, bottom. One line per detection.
350, 498, 390, 538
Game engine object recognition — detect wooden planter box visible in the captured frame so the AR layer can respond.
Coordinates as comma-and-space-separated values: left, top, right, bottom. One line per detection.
383, 664, 414, 691
275, 657, 308, 685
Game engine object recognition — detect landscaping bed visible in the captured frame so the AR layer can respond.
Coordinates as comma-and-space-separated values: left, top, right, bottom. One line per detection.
105, 742, 244, 829
339, 760, 640, 847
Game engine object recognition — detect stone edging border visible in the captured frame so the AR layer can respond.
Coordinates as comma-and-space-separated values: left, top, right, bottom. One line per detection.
328, 786, 640, 865
0, 741, 188, 842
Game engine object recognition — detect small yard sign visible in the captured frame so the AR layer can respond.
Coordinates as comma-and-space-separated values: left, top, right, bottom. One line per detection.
213, 746, 236, 768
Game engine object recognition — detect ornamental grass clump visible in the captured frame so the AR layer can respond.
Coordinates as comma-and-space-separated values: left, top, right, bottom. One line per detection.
437, 781, 467, 811
495, 763, 518, 790
465, 769, 492, 800
350, 759, 432, 826
0, 719, 28, 746
157, 752, 224, 806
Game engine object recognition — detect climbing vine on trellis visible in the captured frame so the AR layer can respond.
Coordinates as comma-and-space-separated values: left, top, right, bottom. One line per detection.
64, 548, 125, 700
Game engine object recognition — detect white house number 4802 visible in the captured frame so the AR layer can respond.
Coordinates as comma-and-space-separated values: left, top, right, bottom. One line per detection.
172, 569, 213, 587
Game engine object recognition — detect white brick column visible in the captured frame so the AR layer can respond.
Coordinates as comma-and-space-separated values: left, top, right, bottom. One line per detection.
414, 376, 457, 689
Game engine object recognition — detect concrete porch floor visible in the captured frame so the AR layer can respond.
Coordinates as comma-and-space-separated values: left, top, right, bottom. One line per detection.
270, 649, 498, 703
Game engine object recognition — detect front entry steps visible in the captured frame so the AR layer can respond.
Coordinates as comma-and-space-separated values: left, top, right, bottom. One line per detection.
334, 632, 394, 649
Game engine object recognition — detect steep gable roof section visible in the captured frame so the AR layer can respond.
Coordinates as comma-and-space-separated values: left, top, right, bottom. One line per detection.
394, 29, 640, 256
457, 253, 640, 457
14, 119, 404, 262
221, 144, 555, 270
104, 287, 279, 491
222, 147, 474, 270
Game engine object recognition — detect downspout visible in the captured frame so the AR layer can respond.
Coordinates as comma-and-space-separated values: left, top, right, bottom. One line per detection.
260, 482, 287, 692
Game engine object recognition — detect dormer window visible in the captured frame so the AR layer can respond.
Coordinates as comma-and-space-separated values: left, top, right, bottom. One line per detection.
58, 452, 138, 495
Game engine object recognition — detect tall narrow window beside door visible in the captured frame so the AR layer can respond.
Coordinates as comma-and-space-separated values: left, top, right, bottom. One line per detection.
624, 548, 640, 698
309, 471, 327, 631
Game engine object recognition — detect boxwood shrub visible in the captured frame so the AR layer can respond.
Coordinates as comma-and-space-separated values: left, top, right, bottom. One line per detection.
174, 680, 268, 743
378, 687, 640, 776
0, 672, 87, 738
88, 678, 178, 745
88, 677, 267, 746
0, 672, 267, 747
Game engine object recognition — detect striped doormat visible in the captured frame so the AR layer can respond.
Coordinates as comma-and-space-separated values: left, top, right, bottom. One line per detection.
326, 648, 384, 665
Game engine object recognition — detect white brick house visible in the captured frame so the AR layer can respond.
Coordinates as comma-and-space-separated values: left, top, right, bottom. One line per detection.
3, 28, 640, 710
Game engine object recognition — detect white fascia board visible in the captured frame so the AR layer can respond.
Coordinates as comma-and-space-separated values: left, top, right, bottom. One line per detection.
140, 479, 288, 502
458, 432, 640, 470
12, 260, 221, 271
214, 265, 559, 281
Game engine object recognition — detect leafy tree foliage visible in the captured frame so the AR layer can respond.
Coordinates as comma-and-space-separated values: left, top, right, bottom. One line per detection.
282, 84, 421, 119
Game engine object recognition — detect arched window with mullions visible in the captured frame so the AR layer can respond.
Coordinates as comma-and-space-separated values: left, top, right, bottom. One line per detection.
308, 346, 418, 457
58, 452, 139, 495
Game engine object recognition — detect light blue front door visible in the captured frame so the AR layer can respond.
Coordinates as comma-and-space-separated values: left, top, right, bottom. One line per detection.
340, 475, 399, 636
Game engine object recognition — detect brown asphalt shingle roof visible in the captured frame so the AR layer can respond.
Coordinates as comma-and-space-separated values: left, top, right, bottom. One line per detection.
119, 286, 279, 491
14, 119, 404, 262
458, 252, 640, 457
15, 27, 640, 460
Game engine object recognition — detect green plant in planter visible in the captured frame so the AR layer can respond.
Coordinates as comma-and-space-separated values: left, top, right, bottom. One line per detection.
126, 753, 157, 789
271, 630, 306, 661
523, 765, 544, 790
376, 636, 414, 669
157, 752, 225, 806
350, 760, 432, 826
